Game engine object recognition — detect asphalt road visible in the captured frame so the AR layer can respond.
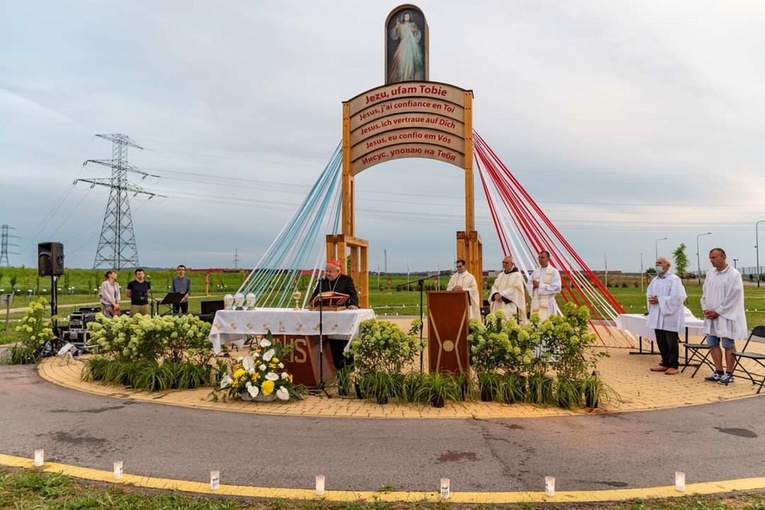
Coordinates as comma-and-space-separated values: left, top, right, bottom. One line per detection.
1, 364, 764, 493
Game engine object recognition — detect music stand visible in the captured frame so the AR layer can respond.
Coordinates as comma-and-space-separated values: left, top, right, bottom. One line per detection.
308, 292, 345, 398
158, 292, 185, 316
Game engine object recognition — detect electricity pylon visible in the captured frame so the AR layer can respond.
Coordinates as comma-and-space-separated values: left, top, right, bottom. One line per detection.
0, 224, 21, 267
75, 134, 163, 270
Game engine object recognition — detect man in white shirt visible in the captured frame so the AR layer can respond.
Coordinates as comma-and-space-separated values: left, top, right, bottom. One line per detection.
446, 259, 480, 320
527, 250, 561, 320
490, 255, 527, 324
646, 257, 687, 375
701, 247, 747, 385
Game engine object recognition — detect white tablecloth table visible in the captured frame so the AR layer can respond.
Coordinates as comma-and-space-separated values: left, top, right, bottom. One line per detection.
615, 312, 705, 357
209, 308, 376, 354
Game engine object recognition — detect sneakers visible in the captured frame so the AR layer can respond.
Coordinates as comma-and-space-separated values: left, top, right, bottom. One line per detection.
704, 372, 722, 382
719, 373, 734, 385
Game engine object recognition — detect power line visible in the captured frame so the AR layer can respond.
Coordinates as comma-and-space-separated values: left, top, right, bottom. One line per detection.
74, 134, 165, 270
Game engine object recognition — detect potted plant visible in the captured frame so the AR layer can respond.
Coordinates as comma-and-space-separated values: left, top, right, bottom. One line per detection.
555, 376, 583, 409
499, 373, 526, 404
476, 370, 501, 402
526, 373, 555, 405
358, 370, 400, 405
334, 365, 352, 397
401, 371, 428, 404
415, 371, 461, 408
581, 371, 618, 409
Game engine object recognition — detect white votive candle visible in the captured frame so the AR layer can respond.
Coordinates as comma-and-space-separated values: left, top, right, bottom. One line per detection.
545, 476, 555, 496
675, 471, 685, 492
440, 478, 450, 499
34, 449, 44, 467
315, 474, 325, 496
113, 461, 123, 480
210, 470, 220, 490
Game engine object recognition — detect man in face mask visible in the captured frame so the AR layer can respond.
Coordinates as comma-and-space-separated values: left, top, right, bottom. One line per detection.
646, 257, 687, 375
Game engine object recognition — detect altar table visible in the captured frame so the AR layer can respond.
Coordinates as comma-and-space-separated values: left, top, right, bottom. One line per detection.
209, 308, 376, 387
209, 308, 376, 354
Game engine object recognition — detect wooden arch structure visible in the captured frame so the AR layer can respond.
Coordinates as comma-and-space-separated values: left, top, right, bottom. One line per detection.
329, 81, 481, 308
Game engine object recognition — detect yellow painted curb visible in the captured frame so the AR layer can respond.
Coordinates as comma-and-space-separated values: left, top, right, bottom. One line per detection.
2, 453, 765, 503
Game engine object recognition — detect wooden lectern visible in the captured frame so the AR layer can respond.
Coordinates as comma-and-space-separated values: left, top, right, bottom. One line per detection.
427, 291, 470, 375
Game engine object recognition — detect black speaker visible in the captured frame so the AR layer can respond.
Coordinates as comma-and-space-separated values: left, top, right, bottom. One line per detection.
38, 242, 65, 277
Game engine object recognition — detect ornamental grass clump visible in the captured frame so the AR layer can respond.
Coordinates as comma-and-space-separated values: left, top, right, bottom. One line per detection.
2, 297, 55, 365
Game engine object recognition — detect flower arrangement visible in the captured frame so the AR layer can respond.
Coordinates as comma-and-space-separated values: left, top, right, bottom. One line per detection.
218, 331, 300, 401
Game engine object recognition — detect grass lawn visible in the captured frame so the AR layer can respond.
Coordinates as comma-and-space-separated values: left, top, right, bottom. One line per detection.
2, 468, 765, 509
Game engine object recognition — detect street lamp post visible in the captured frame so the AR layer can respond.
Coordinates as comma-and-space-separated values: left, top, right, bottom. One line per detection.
654, 237, 667, 261
757, 220, 765, 288
733, 258, 739, 269
696, 232, 712, 282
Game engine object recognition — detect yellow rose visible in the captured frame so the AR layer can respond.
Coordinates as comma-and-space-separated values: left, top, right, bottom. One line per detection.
233, 368, 246, 379
261, 380, 275, 396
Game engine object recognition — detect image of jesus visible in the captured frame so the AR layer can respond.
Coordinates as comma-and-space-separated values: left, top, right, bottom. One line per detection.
387, 11, 425, 83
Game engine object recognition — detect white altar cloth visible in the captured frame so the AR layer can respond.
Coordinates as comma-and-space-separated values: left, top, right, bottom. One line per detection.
615, 310, 704, 342
209, 308, 376, 354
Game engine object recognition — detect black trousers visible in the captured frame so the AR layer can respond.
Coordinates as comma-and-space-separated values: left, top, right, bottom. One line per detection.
172, 302, 189, 314
328, 339, 351, 371
655, 329, 680, 369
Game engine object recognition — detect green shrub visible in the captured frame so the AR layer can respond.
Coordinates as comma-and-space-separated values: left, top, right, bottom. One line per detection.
1, 297, 55, 365
348, 318, 423, 374
87, 314, 212, 363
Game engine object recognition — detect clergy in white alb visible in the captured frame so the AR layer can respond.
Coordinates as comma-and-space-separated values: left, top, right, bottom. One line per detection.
490, 256, 527, 324
701, 248, 747, 384
447, 259, 481, 320
526, 250, 561, 320
646, 257, 687, 373
702, 263, 747, 340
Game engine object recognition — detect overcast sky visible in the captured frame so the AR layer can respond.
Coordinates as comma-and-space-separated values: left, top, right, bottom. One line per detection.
1, 0, 764, 274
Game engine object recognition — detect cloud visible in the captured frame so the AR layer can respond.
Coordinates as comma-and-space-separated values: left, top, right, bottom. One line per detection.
1, 1, 763, 272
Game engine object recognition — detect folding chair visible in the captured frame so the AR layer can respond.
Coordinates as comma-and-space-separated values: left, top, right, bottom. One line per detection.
682, 334, 715, 377
731, 326, 765, 394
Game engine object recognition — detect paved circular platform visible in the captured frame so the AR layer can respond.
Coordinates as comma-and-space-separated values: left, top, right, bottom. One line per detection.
36, 339, 764, 419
